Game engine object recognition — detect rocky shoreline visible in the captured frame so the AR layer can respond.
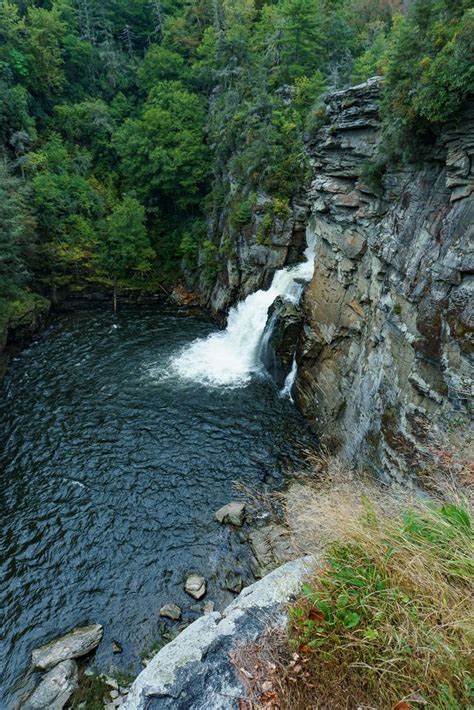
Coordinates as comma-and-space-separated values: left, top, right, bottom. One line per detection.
20, 496, 298, 710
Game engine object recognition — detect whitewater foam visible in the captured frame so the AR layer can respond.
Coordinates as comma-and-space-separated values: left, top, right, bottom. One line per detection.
172, 229, 316, 387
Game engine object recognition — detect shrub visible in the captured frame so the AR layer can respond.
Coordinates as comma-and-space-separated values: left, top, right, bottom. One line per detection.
229, 193, 256, 229
201, 239, 220, 285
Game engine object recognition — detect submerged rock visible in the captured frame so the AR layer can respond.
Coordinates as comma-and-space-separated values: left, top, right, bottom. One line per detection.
122, 557, 313, 710
24, 659, 78, 709
112, 640, 123, 654
223, 571, 243, 594
214, 502, 246, 527
160, 604, 182, 621
184, 574, 206, 600
32, 624, 103, 670
203, 601, 215, 615
249, 524, 295, 577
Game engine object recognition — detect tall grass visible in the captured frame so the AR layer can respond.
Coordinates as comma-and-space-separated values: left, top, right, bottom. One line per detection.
282, 501, 474, 708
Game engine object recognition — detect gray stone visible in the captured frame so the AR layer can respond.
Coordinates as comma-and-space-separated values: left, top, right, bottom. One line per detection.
112, 640, 123, 654
260, 298, 304, 387
223, 571, 243, 594
122, 557, 313, 710
203, 601, 215, 615
249, 524, 295, 576
184, 574, 206, 600
214, 501, 246, 527
23, 659, 78, 709
32, 624, 104, 670
159, 603, 182, 621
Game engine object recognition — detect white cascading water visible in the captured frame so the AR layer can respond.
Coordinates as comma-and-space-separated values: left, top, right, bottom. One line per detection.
172, 229, 316, 387
280, 356, 298, 402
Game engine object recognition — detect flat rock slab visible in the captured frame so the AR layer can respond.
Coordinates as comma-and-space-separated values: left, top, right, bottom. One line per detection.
32, 623, 104, 670
215, 502, 246, 526
123, 557, 313, 710
23, 659, 78, 709
184, 574, 206, 600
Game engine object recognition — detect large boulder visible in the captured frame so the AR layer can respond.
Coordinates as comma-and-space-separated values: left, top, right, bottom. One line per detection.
23, 659, 78, 709
122, 557, 313, 710
32, 624, 103, 671
260, 297, 304, 387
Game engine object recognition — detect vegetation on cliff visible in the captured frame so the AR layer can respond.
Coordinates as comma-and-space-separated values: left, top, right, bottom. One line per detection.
0, 0, 472, 332
235, 441, 474, 709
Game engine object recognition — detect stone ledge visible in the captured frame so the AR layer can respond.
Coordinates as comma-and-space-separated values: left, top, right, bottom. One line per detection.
123, 557, 313, 710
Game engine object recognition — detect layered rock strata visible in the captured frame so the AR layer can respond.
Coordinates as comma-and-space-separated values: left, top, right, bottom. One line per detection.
295, 77, 473, 479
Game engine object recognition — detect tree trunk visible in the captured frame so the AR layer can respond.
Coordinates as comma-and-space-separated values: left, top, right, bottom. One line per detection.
113, 275, 117, 313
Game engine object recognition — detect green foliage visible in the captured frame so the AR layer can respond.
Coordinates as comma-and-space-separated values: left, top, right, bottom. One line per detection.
0, 160, 36, 299
201, 239, 220, 286
0, 0, 471, 303
288, 503, 473, 707
69, 673, 109, 710
360, 158, 387, 193
96, 196, 154, 281
381, 1, 474, 159
114, 80, 210, 209
229, 193, 256, 229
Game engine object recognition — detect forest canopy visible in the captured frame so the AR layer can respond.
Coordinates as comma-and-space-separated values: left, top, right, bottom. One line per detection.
0, 0, 472, 322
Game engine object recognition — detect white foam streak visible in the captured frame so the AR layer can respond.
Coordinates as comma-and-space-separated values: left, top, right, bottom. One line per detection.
280, 357, 297, 402
172, 232, 315, 387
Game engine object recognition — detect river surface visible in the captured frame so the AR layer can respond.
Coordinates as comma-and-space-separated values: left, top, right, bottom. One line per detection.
0, 306, 312, 707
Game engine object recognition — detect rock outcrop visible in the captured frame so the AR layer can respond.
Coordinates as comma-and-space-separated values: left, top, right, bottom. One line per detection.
23, 660, 79, 710
260, 297, 304, 387
122, 557, 312, 710
32, 623, 104, 670
200, 192, 309, 314
293, 77, 473, 480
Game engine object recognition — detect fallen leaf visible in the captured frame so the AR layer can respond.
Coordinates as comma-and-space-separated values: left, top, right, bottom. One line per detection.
260, 690, 279, 704
308, 609, 325, 623
394, 702, 413, 710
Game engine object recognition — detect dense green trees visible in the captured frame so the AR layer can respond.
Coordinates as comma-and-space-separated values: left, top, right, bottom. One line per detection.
97, 196, 154, 310
0, 0, 472, 332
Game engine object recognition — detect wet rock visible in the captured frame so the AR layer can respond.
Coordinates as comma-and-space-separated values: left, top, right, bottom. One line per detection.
122, 557, 313, 710
260, 297, 304, 387
248, 524, 295, 577
112, 640, 123, 654
184, 574, 206, 600
214, 502, 246, 527
223, 571, 243, 594
296, 79, 474, 480
203, 601, 215, 615
23, 659, 78, 709
32, 624, 104, 670
169, 284, 200, 307
160, 603, 182, 621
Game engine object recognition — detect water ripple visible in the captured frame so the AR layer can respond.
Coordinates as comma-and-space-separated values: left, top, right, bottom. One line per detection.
0, 306, 312, 707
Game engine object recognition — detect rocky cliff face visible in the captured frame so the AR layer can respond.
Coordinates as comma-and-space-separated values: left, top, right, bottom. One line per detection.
205, 77, 473, 481
201, 191, 309, 314
295, 78, 473, 480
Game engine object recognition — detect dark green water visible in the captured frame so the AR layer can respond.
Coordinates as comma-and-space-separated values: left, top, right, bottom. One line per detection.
0, 306, 312, 707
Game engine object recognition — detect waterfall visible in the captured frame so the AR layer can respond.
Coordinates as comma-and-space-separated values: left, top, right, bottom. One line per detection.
172, 230, 316, 387
280, 356, 298, 402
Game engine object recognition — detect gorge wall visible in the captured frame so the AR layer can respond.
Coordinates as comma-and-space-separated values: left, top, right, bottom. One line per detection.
205, 77, 473, 481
